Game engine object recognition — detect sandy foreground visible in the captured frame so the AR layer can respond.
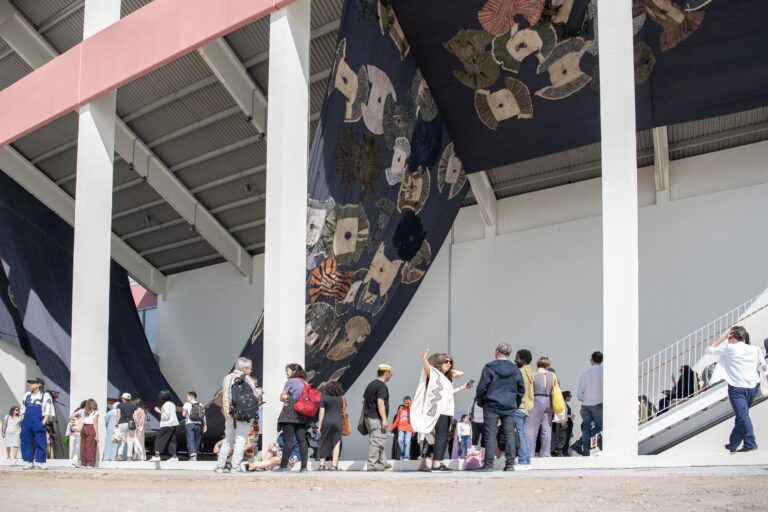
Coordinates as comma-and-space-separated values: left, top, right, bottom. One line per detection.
1, 466, 766, 511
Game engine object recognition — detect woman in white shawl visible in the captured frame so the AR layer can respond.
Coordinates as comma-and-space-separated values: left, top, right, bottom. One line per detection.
410, 349, 469, 472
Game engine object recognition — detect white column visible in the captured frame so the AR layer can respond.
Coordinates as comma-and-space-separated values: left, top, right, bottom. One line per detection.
69, 0, 121, 457
598, 0, 639, 456
262, 0, 311, 447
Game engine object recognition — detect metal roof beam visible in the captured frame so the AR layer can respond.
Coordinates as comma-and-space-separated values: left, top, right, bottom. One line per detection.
198, 38, 268, 135
242, 18, 340, 68
158, 241, 265, 273
652, 126, 670, 192
3, 0, 253, 279
0, 145, 167, 294
467, 171, 498, 226
138, 218, 266, 257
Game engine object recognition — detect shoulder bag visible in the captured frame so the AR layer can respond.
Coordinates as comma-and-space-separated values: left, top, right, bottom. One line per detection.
341, 397, 352, 436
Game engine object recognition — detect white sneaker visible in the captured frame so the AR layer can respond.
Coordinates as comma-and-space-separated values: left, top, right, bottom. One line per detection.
149, 455, 161, 462
37, 463, 47, 470
214, 466, 230, 474
189, 455, 197, 462
168, 457, 179, 462
515, 464, 531, 471
22, 462, 35, 470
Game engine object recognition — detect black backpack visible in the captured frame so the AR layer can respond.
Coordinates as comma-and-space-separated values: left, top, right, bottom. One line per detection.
188, 402, 206, 422
230, 376, 259, 422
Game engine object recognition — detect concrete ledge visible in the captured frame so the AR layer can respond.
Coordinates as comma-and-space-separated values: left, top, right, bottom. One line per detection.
1, 452, 766, 472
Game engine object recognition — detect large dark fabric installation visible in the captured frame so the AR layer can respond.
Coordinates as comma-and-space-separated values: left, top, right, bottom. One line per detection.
390, 0, 768, 171
0, 262, 28, 351
0, 172, 179, 416
232, 0, 468, 394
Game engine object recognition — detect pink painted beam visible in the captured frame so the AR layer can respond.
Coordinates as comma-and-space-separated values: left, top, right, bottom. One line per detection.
0, 0, 290, 147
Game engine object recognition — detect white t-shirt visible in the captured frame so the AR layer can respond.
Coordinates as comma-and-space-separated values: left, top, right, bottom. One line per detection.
21, 391, 55, 418
159, 401, 179, 428
456, 422, 472, 437
3, 415, 21, 435
707, 342, 764, 388
81, 410, 98, 425
182, 401, 202, 424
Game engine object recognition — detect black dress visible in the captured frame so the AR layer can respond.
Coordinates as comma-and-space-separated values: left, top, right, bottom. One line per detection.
317, 395, 343, 459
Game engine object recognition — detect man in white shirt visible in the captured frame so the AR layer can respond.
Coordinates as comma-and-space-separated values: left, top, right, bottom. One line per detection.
707, 326, 767, 453
576, 351, 603, 456
182, 391, 207, 461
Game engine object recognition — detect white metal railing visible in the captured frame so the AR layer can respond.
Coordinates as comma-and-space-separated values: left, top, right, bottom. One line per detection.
638, 293, 768, 425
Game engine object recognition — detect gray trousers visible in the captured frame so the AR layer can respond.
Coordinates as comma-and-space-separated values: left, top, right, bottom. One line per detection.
365, 417, 387, 469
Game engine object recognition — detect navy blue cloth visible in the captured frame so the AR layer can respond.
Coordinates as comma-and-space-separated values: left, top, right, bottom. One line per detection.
391, 0, 768, 172
0, 172, 179, 416
475, 359, 525, 414
20, 393, 47, 463
0, 264, 28, 351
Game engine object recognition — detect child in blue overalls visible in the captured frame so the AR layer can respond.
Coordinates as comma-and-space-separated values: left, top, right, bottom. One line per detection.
20, 377, 55, 470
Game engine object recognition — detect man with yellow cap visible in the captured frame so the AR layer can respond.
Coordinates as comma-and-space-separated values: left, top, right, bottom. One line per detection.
361, 364, 393, 471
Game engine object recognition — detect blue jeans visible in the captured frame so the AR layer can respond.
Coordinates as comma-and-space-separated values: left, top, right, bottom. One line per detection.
483, 410, 516, 468
185, 422, 202, 456
580, 404, 603, 454
458, 435, 471, 457
514, 409, 530, 464
728, 385, 759, 450
397, 430, 412, 460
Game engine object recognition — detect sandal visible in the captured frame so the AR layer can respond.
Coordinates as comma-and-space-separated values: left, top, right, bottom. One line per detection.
331, 466, 339, 471
318, 465, 327, 471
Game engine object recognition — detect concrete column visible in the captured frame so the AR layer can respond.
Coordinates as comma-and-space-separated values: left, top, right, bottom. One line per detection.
262, 0, 311, 447
69, 0, 121, 457
598, 0, 639, 456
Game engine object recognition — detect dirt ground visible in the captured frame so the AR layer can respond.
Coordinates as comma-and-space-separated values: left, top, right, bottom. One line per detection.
1, 467, 766, 511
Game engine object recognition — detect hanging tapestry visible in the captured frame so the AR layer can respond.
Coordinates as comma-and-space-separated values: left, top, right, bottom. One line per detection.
0, 172, 179, 417
0, 262, 28, 351
389, 0, 768, 171
232, 0, 468, 393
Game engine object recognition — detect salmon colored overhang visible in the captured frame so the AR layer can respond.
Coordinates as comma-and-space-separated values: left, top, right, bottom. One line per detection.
0, 0, 296, 147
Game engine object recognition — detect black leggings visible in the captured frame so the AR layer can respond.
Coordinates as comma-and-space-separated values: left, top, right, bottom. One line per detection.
432, 414, 452, 462
471, 421, 484, 446
154, 426, 177, 457
280, 423, 309, 469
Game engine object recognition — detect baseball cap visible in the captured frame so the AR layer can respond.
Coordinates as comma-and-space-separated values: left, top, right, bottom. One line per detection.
26, 377, 44, 385
121, 392, 132, 400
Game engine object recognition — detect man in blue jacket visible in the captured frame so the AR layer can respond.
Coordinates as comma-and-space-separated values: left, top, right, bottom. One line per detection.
474, 343, 525, 471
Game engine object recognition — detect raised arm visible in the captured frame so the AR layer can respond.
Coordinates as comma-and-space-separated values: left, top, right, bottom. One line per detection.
421, 349, 432, 378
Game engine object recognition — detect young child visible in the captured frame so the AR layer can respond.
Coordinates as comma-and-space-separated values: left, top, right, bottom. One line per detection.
456, 414, 472, 457
389, 396, 414, 460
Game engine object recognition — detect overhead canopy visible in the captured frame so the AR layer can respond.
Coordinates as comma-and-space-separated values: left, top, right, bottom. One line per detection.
390, 0, 768, 172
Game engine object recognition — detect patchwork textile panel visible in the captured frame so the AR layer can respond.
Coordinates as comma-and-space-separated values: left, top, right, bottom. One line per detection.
236, 0, 468, 390
0, 262, 28, 351
0, 172, 179, 415
389, 0, 768, 171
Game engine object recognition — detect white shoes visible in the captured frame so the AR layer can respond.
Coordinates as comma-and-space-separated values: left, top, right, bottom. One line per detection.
515, 464, 531, 471
168, 457, 179, 462
37, 463, 47, 470
149, 455, 161, 462
22, 462, 35, 470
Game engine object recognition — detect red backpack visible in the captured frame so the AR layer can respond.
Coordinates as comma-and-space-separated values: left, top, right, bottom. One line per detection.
293, 379, 322, 417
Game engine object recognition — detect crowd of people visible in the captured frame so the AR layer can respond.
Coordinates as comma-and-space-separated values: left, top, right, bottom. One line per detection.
3, 325, 765, 472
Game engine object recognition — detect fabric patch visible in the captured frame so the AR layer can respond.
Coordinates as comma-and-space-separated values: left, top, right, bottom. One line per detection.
437, 143, 467, 199
334, 269, 367, 316
392, 210, 427, 261
307, 197, 336, 250
362, 65, 397, 135
401, 240, 432, 285
383, 95, 415, 148
309, 259, 354, 304
409, 118, 443, 169
386, 137, 410, 186
549, 0, 575, 25
378, 0, 410, 59
398, 166, 431, 214
368, 197, 396, 252
478, 0, 545, 35
356, 0, 378, 20
475, 77, 533, 129
684, 0, 712, 10
634, 42, 656, 84
411, 70, 439, 121
331, 39, 370, 122
636, 0, 705, 52
249, 311, 264, 345
336, 128, 383, 200
444, 29, 500, 89
492, 22, 557, 73
535, 38, 591, 100
305, 302, 339, 353
357, 243, 403, 316
319, 204, 370, 265
327, 316, 372, 361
